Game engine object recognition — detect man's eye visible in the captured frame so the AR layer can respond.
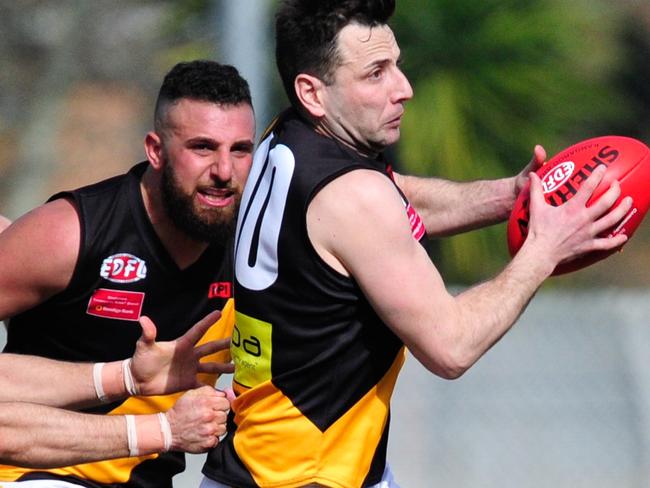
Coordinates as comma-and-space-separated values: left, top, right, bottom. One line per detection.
232, 144, 254, 155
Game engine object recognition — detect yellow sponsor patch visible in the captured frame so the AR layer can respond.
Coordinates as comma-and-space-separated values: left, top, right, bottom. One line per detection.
232, 311, 272, 388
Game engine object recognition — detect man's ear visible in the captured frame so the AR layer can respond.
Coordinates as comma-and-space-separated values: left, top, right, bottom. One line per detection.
144, 131, 164, 170
295, 73, 326, 118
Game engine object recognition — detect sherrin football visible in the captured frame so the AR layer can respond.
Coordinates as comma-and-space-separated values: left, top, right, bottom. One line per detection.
507, 135, 650, 275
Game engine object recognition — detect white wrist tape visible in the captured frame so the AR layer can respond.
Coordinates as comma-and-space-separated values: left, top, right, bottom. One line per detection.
125, 414, 139, 457
93, 362, 108, 402
122, 358, 138, 396
125, 414, 169, 456
158, 412, 173, 452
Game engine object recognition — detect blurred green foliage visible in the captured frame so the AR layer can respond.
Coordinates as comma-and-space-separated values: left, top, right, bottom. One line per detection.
391, 0, 639, 283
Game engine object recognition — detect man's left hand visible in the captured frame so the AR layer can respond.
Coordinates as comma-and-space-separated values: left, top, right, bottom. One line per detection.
130, 310, 234, 396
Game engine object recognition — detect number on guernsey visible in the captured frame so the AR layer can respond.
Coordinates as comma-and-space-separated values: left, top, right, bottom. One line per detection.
235, 134, 295, 290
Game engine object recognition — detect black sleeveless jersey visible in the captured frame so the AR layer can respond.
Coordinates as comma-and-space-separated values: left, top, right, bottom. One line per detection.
203, 110, 426, 488
1, 162, 235, 488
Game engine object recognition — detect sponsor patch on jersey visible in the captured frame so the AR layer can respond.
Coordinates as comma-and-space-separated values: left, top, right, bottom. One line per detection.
209, 281, 232, 298
232, 311, 272, 388
100, 253, 147, 283
87, 288, 145, 321
406, 203, 426, 241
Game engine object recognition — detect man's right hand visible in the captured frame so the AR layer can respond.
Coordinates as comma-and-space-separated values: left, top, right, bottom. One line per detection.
523, 164, 633, 271
165, 386, 230, 453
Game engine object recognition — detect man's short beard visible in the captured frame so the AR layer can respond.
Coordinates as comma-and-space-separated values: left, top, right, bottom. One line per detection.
161, 163, 239, 245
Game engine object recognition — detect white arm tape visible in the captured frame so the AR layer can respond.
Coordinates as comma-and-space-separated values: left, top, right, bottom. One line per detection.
93, 362, 108, 403
125, 414, 139, 457
122, 358, 139, 396
158, 412, 173, 452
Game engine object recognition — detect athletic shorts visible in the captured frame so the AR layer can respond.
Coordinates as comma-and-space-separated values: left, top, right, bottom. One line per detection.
198, 463, 400, 488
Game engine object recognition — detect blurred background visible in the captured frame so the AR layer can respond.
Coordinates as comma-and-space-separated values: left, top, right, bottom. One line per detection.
1, 0, 650, 486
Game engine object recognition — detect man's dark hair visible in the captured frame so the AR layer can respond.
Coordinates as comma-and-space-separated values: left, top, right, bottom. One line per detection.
154, 60, 252, 132
275, 0, 395, 111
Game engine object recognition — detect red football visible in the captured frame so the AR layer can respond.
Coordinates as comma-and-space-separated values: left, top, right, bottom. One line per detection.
507, 135, 650, 275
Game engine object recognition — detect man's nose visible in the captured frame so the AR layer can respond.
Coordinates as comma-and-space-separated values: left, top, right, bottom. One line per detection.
393, 69, 413, 103
210, 152, 233, 182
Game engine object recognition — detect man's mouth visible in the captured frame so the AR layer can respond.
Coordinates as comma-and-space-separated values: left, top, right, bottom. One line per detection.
386, 111, 404, 127
197, 187, 235, 208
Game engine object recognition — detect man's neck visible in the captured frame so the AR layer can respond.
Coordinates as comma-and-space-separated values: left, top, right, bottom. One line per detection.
309, 117, 380, 160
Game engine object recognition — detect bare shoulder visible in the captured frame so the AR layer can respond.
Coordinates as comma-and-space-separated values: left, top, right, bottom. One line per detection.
0, 198, 81, 317
307, 168, 415, 273
312, 168, 403, 215
4, 198, 80, 250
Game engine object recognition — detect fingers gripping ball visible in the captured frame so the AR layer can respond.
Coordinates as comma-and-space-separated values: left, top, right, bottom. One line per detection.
507, 135, 650, 275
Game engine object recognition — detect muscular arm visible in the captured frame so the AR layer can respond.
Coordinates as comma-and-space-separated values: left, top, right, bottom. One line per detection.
0, 402, 127, 467
0, 198, 79, 320
0, 200, 90, 406
308, 166, 630, 379
0, 354, 98, 409
393, 145, 545, 237
394, 174, 517, 236
0, 385, 230, 468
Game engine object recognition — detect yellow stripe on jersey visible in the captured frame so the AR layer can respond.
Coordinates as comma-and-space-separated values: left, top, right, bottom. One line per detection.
231, 347, 405, 488
0, 299, 235, 484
